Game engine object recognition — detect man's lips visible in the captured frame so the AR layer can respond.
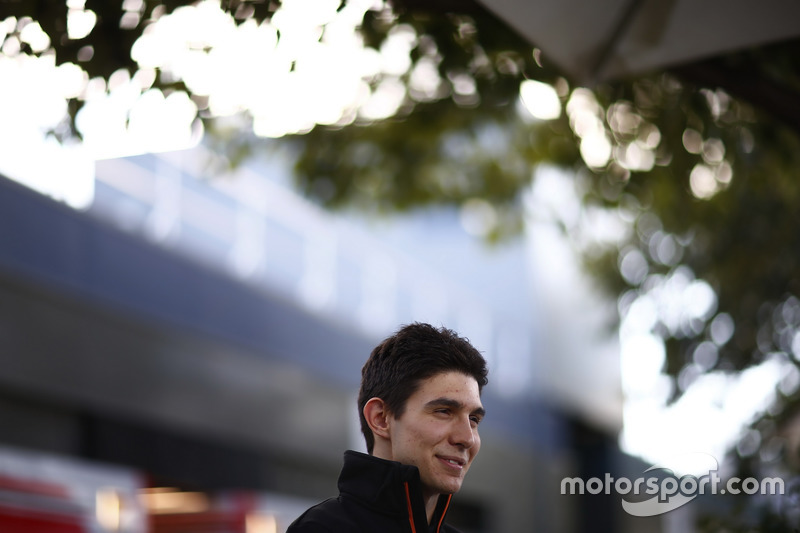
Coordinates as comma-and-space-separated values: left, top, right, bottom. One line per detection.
437, 455, 466, 470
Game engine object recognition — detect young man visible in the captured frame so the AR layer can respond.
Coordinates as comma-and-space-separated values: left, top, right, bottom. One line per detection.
287, 322, 489, 533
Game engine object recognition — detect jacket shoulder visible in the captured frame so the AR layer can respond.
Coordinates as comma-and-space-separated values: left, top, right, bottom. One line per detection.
286, 498, 359, 533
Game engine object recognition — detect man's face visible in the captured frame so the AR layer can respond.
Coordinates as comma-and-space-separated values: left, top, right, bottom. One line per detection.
387, 371, 484, 501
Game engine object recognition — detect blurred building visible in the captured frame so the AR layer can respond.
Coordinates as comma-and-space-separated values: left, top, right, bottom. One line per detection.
0, 145, 661, 532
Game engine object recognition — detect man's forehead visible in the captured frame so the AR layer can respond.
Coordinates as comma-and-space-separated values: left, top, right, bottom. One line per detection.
413, 372, 483, 404
418, 370, 480, 387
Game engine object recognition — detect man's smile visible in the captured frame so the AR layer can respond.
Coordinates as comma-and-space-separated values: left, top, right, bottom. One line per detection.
436, 455, 466, 471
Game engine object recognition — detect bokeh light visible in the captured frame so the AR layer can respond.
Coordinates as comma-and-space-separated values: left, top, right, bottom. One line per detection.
519, 79, 561, 120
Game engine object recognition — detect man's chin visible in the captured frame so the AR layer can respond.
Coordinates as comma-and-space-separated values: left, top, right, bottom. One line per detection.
432, 478, 464, 495
422, 466, 469, 496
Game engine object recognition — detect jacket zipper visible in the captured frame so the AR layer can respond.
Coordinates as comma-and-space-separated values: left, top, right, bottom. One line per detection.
403, 482, 417, 533
404, 483, 453, 533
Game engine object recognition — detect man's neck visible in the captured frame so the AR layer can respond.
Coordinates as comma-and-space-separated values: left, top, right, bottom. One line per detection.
423, 490, 439, 524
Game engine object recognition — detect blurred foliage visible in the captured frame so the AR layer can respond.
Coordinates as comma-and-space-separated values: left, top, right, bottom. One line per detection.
3, 0, 800, 528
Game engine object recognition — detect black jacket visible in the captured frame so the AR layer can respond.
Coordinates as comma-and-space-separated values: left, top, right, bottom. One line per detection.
287, 450, 462, 533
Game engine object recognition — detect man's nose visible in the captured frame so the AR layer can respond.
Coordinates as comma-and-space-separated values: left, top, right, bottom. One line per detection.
450, 416, 476, 448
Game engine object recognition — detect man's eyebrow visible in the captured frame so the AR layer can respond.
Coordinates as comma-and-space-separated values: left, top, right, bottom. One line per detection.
425, 397, 486, 417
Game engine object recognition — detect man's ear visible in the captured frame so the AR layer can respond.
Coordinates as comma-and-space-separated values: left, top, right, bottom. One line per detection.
363, 397, 391, 440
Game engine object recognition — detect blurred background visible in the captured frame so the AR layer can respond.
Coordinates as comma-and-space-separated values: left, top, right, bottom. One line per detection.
1, 0, 799, 532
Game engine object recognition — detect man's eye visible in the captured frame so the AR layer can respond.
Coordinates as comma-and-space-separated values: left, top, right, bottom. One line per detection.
470, 416, 481, 425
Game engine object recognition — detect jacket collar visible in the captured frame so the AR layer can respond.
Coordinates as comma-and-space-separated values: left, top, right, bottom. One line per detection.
339, 450, 454, 532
